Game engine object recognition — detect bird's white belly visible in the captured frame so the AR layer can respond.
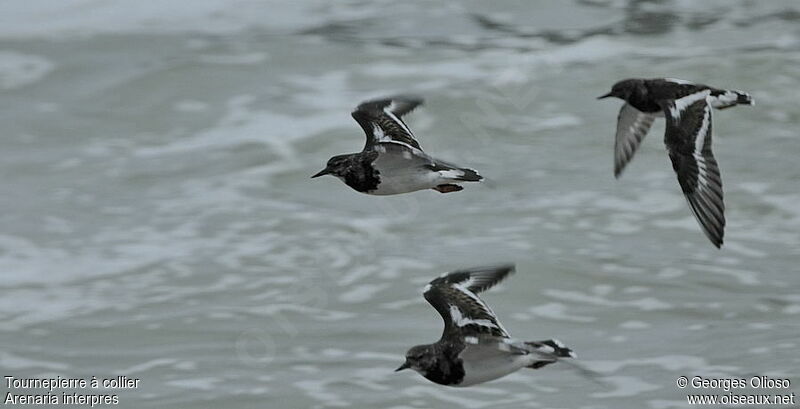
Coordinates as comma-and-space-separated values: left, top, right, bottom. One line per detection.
455, 346, 532, 387
369, 171, 442, 195
368, 153, 444, 195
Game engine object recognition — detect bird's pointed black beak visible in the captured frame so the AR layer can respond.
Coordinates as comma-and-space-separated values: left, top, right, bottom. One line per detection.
311, 168, 330, 178
395, 360, 411, 372
597, 92, 613, 100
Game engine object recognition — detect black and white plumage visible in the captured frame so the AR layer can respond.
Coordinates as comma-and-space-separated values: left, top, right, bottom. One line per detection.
396, 265, 575, 387
598, 78, 754, 248
312, 96, 482, 195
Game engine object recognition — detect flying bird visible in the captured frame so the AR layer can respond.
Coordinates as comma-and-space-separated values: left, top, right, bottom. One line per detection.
396, 265, 575, 387
312, 96, 482, 195
598, 78, 753, 248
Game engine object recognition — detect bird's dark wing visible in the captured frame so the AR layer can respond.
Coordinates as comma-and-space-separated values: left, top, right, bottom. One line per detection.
422, 265, 515, 340
661, 90, 726, 248
651, 78, 710, 100
614, 103, 657, 178
351, 96, 423, 151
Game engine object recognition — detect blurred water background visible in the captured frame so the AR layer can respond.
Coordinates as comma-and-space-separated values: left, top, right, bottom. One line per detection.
1, 1, 799, 408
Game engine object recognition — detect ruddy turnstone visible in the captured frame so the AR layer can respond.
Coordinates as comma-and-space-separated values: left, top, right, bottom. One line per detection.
312, 96, 482, 195
396, 264, 575, 387
598, 78, 754, 248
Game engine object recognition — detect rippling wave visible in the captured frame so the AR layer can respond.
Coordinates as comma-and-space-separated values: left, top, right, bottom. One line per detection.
1, 1, 798, 408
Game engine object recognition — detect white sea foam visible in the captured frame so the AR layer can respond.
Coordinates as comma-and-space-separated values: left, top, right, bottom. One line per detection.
544, 289, 672, 311
589, 355, 739, 374
116, 358, 179, 375
591, 376, 659, 398
0, 352, 69, 370
1, 2, 798, 408
198, 52, 269, 65
338, 283, 389, 303
619, 320, 651, 329
166, 377, 219, 391
294, 379, 350, 407
527, 302, 596, 323
133, 95, 344, 163
0, 0, 348, 38
0, 51, 54, 89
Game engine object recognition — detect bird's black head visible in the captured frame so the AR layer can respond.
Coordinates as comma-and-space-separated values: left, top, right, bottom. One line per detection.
311, 154, 352, 179
598, 78, 643, 101
396, 344, 436, 374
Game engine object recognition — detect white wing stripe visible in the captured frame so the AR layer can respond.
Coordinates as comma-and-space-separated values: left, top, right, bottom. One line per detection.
460, 277, 476, 289
439, 169, 465, 179
670, 90, 711, 121
449, 305, 500, 330
378, 140, 425, 155
692, 105, 712, 188
372, 124, 386, 141
708, 91, 738, 107
383, 106, 415, 139
453, 284, 490, 311
664, 78, 695, 85
452, 283, 510, 336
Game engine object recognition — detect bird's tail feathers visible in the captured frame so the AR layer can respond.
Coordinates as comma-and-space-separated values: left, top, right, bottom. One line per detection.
712, 89, 753, 109
525, 339, 576, 360
524, 339, 575, 370
456, 167, 483, 182
732, 90, 753, 105
548, 358, 608, 386
523, 340, 607, 385
434, 166, 483, 182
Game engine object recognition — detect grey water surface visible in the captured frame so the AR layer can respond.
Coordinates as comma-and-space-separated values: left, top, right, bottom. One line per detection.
1, 1, 798, 408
